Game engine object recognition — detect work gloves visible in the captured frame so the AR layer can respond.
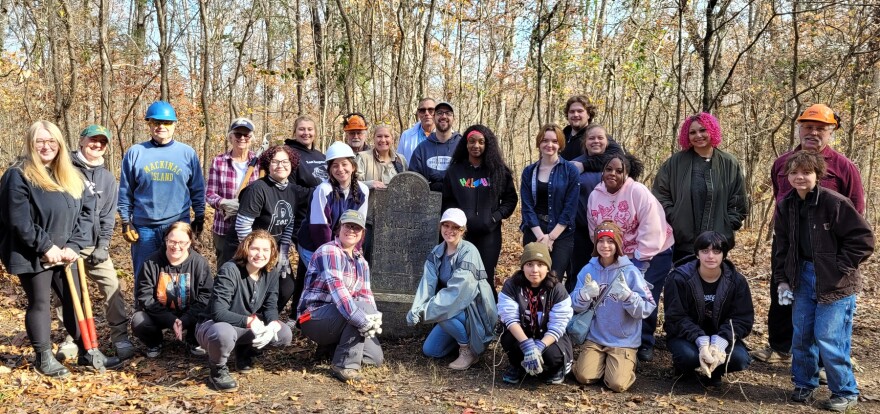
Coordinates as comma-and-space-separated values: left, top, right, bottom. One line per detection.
576, 274, 601, 304
519, 339, 544, 376
607, 274, 633, 302
778, 283, 793, 306
695, 335, 729, 376
359, 313, 383, 338
219, 199, 240, 216
278, 244, 291, 279
121, 223, 139, 243
87, 242, 110, 266
191, 215, 205, 237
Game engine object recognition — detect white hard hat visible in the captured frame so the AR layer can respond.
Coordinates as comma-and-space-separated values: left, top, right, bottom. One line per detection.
325, 141, 356, 162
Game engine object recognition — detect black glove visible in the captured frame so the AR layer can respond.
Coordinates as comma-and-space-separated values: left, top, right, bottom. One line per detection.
191, 215, 205, 236
88, 243, 110, 266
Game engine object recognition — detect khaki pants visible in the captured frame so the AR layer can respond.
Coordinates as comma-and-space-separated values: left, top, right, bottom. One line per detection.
77, 246, 130, 343
573, 340, 637, 392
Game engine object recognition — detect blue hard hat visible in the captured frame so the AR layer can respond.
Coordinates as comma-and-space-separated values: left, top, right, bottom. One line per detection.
144, 101, 178, 122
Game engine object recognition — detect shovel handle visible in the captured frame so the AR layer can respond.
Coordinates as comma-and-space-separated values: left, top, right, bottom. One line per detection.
64, 264, 92, 351
77, 258, 99, 349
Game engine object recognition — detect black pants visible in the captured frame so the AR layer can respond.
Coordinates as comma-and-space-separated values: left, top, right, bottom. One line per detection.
568, 227, 594, 293
277, 272, 301, 318
523, 230, 575, 289
767, 235, 792, 353
500, 330, 568, 379
19, 266, 82, 352
466, 227, 503, 301
130, 310, 197, 347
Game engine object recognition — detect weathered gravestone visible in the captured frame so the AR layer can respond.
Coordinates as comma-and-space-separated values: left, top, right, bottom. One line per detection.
366, 172, 440, 337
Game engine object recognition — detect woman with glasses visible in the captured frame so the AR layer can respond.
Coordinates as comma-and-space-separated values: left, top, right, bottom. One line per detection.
356, 124, 407, 189
207, 118, 258, 262
133, 222, 214, 358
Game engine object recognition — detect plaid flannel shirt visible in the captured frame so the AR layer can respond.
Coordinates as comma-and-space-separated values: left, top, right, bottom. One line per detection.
206, 150, 256, 235
297, 238, 375, 329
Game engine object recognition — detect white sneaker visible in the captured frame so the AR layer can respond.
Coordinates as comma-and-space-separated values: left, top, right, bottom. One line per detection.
56, 337, 78, 362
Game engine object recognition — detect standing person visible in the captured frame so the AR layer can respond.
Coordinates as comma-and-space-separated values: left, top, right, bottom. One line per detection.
206, 118, 258, 262
520, 124, 580, 290
773, 151, 873, 412
409, 101, 461, 191
442, 125, 518, 293
294, 142, 369, 310
407, 209, 498, 370
356, 124, 408, 189
664, 231, 753, 387
398, 98, 437, 164
571, 221, 655, 392
0, 121, 120, 377
587, 153, 674, 362
224, 145, 305, 315
568, 124, 623, 279
753, 104, 865, 365
198, 230, 293, 392
653, 112, 749, 262
284, 115, 327, 246
298, 210, 384, 382
559, 95, 599, 160
498, 242, 573, 384
118, 100, 206, 289
343, 113, 371, 153
133, 222, 213, 357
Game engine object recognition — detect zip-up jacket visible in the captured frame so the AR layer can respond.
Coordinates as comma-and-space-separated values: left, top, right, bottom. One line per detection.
71, 151, 118, 248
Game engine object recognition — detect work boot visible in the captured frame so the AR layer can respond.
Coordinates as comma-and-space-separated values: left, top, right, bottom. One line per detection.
114, 339, 136, 360
35, 349, 70, 378
750, 346, 790, 364
448, 345, 478, 370
55, 336, 78, 362
78, 348, 123, 371
209, 364, 238, 392
330, 365, 362, 382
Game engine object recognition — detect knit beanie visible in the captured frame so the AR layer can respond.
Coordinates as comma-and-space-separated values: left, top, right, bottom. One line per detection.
521, 242, 552, 269
592, 220, 624, 258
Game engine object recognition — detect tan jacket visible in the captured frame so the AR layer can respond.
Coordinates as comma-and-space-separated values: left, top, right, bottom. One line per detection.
356, 149, 407, 188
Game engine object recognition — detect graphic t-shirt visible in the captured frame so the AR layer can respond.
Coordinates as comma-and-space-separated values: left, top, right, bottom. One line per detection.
156, 271, 192, 310
699, 277, 719, 333
227, 177, 300, 245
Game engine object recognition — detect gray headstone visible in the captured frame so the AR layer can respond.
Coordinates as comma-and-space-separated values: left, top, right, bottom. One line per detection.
366, 172, 440, 337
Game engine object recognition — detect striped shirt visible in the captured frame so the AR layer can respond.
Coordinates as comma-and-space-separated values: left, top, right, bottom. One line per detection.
297, 238, 375, 329
206, 150, 256, 235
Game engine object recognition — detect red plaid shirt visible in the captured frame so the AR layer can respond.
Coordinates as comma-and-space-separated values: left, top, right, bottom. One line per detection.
206, 150, 257, 235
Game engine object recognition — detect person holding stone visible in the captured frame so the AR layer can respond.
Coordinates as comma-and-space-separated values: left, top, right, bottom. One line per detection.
498, 242, 573, 385
407, 208, 498, 370
133, 222, 213, 358
298, 210, 384, 382
356, 124, 407, 189
197, 229, 293, 392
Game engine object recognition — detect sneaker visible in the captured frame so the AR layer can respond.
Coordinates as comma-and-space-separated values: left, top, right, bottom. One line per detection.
330, 365, 362, 382
819, 367, 828, 385
188, 343, 207, 356
821, 395, 858, 412
209, 364, 238, 392
791, 387, 815, 403
545, 368, 566, 385
144, 344, 162, 358
448, 345, 478, 370
637, 346, 654, 362
114, 340, 136, 360
750, 346, 790, 364
502, 365, 526, 384
55, 337, 78, 362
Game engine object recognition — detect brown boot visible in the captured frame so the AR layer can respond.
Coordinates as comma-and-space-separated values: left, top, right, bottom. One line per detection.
448, 345, 477, 370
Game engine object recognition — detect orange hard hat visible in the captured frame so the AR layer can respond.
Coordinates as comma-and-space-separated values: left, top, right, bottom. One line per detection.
343, 114, 368, 131
796, 104, 839, 128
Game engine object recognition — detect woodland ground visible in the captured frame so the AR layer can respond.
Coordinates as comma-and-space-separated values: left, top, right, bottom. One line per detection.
0, 211, 878, 413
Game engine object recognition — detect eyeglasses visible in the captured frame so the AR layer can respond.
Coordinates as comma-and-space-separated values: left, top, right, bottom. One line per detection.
342, 223, 364, 233
435, 110, 453, 117
270, 160, 291, 167
417, 107, 435, 115
166, 240, 191, 248
800, 125, 831, 133
232, 132, 252, 139
35, 139, 59, 148
148, 120, 175, 127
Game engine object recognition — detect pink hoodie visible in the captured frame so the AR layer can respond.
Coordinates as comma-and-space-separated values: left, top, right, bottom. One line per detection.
587, 177, 674, 261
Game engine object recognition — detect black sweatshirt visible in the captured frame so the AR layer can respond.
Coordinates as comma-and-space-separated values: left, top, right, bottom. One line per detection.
137, 249, 214, 328
209, 261, 281, 327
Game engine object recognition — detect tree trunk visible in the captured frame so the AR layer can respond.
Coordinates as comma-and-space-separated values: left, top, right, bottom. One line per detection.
198, 0, 211, 171
155, 0, 170, 101
417, 0, 436, 99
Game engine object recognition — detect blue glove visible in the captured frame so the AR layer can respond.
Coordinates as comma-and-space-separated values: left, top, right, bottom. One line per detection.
519, 339, 544, 375
630, 257, 650, 274
533, 339, 546, 353
278, 244, 291, 278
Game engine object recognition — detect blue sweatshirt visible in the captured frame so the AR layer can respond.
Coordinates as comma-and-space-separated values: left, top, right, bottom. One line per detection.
409, 132, 461, 191
570, 256, 655, 348
118, 140, 206, 226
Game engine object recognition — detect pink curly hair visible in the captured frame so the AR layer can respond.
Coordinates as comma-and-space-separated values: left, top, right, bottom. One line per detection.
678, 112, 722, 150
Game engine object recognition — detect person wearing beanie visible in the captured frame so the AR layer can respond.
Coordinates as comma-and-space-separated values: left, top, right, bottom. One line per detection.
570, 221, 655, 392
408, 208, 498, 371
497, 242, 574, 385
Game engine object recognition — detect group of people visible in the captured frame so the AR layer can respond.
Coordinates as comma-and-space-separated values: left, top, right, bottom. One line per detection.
0, 97, 872, 412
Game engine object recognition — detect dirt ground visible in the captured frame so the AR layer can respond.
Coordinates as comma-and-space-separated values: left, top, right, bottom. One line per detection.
0, 214, 878, 413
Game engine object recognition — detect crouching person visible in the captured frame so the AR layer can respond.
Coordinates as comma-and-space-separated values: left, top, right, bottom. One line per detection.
197, 229, 293, 392
499, 242, 573, 384
664, 231, 753, 387
407, 208, 498, 370
133, 222, 213, 358
571, 221, 655, 392
297, 210, 384, 382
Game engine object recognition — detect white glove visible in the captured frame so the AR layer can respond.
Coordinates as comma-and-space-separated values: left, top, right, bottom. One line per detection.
778, 283, 793, 306
268, 320, 283, 342
219, 199, 239, 216
606, 274, 633, 302
707, 335, 728, 373
577, 274, 601, 303
362, 313, 383, 338
248, 315, 267, 336
696, 336, 714, 377
406, 310, 420, 326
252, 329, 274, 349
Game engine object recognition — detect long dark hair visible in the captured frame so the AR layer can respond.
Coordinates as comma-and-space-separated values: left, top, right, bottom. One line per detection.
603, 152, 644, 182
451, 124, 512, 199
328, 157, 365, 205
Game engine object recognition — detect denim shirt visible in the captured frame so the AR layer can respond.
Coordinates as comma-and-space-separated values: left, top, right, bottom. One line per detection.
519, 158, 580, 235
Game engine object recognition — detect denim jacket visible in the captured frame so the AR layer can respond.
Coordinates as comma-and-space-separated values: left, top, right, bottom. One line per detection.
519, 158, 580, 235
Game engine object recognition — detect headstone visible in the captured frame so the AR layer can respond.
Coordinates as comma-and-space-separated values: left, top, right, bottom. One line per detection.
366, 172, 441, 337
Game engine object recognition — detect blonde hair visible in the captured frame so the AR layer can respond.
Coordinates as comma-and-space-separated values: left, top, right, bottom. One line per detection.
292, 115, 318, 149
20, 121, 84, 198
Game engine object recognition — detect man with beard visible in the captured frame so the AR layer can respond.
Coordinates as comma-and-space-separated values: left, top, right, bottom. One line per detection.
409, 101, 461, 192
560, 95, 599, 160
343, 113, 370, 153
398, 98, 437, 165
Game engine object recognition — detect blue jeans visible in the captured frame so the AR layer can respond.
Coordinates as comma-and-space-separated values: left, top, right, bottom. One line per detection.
791, 261, 858, 397
422, 311, 468, 358
638, 247, 673, 349
667, 337, 751, 378
131, 222, 176, 299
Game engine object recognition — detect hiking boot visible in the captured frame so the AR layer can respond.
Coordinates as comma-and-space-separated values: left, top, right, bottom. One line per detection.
209, 364, 238, 392
144, 344, 162, 358
448, 345, 478, 370
637, 346, 654, 362
330, 365, 362, 382
545, 367, 566, 385
78, 348, 123, 371
235, 347, 255, 373
114, 340, 136, 360
791, 387, 814, 403
502, 365, 526, 384
35, 349, 70, 378
750, 346, 790, 364
821, 395, 858, 412
55, 336, 78, 362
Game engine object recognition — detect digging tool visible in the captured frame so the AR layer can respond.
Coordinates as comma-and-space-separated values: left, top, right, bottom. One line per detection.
63, 264, 94, 353
76, 258, 99, 350
236, 133, 271, 197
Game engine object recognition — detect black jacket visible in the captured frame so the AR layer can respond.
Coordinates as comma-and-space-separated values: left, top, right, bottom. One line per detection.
137, 249, 213, 328
0, 166, 89, 274
441, 162, 518, 236
560, 125, 586, 161
71, 152, 118, 248
664, 258, 754, 345
209, 261, 281, 327
773, 186, 874, 303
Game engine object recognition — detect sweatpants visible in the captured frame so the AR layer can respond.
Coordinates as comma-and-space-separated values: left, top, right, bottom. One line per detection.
196, 320, 293, 366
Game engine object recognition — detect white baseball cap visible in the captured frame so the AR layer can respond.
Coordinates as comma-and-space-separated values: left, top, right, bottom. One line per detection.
440, 208, 467, 227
